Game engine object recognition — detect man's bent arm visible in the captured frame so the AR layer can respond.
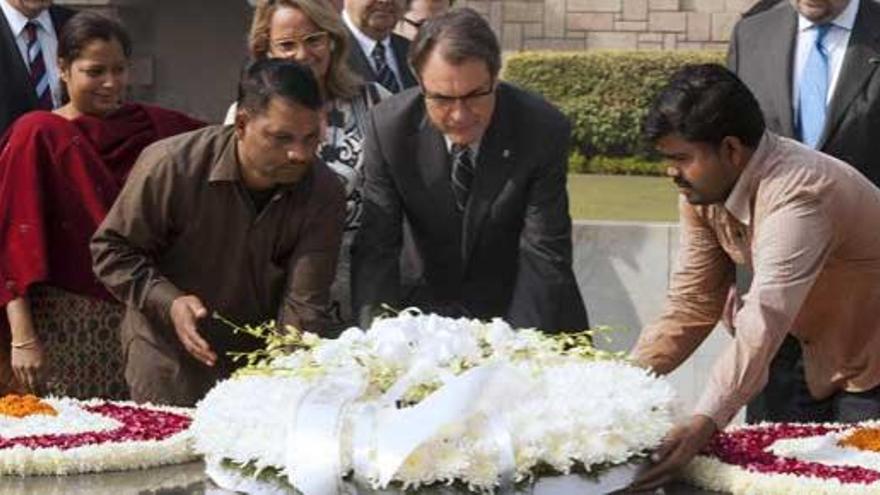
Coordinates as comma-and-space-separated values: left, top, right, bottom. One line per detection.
90, 141, 183, 326
351, 113, 404, 328
632, 199, 734, 374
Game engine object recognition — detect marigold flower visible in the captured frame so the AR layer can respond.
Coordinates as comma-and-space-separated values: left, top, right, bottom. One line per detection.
0, 394, 57, 418
840, 427, 880, 453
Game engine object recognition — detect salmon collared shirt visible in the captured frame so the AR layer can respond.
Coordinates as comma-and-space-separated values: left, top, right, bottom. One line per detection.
632, 131, 880, 427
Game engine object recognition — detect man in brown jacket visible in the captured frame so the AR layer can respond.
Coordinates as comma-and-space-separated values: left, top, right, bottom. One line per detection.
91, 60, 345, 406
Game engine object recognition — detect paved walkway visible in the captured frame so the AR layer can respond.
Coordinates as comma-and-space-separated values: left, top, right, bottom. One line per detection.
0, 460, 726, 494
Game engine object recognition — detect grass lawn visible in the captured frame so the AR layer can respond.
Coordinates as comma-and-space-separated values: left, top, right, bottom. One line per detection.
567, 174, 679, 222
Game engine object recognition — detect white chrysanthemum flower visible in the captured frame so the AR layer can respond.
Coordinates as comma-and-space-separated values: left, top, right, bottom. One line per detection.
482, 318, 515, 349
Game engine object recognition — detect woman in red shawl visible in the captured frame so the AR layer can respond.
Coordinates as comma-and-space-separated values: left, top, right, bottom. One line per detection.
0, 12, 203, 398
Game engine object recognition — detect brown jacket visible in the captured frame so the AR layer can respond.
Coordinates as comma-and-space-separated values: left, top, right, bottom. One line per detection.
91, 125, 344, 405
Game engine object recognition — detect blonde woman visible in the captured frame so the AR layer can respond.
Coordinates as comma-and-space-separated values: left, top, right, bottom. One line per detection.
227, 0, 389, 330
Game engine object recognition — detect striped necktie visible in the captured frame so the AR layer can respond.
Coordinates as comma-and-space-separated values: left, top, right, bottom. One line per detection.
451, 144, 474, 212
370, 42, 400, 94
797, 23, 832, 149
25, 21, 53, 110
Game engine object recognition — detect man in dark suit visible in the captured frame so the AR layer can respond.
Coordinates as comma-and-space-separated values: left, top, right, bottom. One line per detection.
0, 0, 75, 135
341, 0, 417, 93
352, 8, 588, 332
728, 0, 880, 422
730, 0, 880, 184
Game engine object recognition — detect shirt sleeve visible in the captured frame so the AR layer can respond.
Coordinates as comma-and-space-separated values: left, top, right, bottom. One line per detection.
90, 141, 183, 326
631, 198, 734, 374
694, 195, 833, 427
276, 171, 346, 335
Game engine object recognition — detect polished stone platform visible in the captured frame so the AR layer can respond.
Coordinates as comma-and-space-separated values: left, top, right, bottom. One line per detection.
0, 461, 725, 494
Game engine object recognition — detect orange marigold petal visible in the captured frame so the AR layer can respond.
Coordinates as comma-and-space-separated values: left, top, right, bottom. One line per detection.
0, 394, 58, 418
839, 427, 880, 453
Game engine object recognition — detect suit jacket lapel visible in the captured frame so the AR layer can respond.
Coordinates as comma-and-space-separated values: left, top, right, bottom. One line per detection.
416, 113, 455, 209
771, 6, 798, 138
462, 87, 514, 266
0, 8, 33, 101
346, 29, 377, 81
820, 0, 880, 149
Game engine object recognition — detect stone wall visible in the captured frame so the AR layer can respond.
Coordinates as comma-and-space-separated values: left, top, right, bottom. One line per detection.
458, 0, 761, 51
572, 220, 743, 421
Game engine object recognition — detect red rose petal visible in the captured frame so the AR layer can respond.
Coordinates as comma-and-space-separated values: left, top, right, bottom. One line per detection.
704, 424, 880, 485
0, 403, 191, 451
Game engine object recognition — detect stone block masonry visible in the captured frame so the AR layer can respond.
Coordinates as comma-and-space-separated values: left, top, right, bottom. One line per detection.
457, 0, 762, 51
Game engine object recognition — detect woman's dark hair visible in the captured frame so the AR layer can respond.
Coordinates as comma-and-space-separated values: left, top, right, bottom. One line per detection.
238, 58, 323, 115
58, 11, 132, 64
643, 63, 765, 148
409, 7, 500, 80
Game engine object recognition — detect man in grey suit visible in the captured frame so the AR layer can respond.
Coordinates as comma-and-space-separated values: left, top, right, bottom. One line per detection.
728, 0, 880, 422
0, 0, 74, 135
341, 0, 417, 93
352, 8, 588, 332
742, 0, 784, 17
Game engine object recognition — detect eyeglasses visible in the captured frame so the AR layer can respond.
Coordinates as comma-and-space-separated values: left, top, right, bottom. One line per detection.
422, 84, 495, 110
270, 31, 331, 57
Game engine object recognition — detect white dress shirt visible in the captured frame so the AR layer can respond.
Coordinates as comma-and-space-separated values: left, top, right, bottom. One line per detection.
0, 0, 62, 108
792, 0, 859, 109
341, 9, 403, 89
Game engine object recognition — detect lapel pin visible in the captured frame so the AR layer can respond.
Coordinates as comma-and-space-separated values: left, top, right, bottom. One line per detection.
502, 149, 510, 159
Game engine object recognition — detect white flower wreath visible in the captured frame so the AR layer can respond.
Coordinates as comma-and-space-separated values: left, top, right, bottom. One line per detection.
193, 310, 677, 494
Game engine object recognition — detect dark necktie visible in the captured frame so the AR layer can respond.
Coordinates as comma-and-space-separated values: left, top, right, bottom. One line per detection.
25, 22, 53, 110
370, 42, 400, 94
797, 23, 832, 149
451, 144, 474, 212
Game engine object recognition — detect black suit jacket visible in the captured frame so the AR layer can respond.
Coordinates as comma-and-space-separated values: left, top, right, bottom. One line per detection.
345, 28, 417, 92
352, 83, 589, 332
728, 0, 880, 185
0, 5, 75, 135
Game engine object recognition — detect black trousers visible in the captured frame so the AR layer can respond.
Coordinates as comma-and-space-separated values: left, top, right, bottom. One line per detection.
747, 334, 880, 423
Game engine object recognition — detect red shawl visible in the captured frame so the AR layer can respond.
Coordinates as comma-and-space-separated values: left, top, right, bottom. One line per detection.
0, 103, 204, 314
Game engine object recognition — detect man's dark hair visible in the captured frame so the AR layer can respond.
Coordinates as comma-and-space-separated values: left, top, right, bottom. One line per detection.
643, 64, 765, 148
237, 58, 323, 115
409, 8, 501, 79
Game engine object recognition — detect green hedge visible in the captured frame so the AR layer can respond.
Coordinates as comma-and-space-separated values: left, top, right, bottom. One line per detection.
503, 50, 725, 170
569, 152, 667, 176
